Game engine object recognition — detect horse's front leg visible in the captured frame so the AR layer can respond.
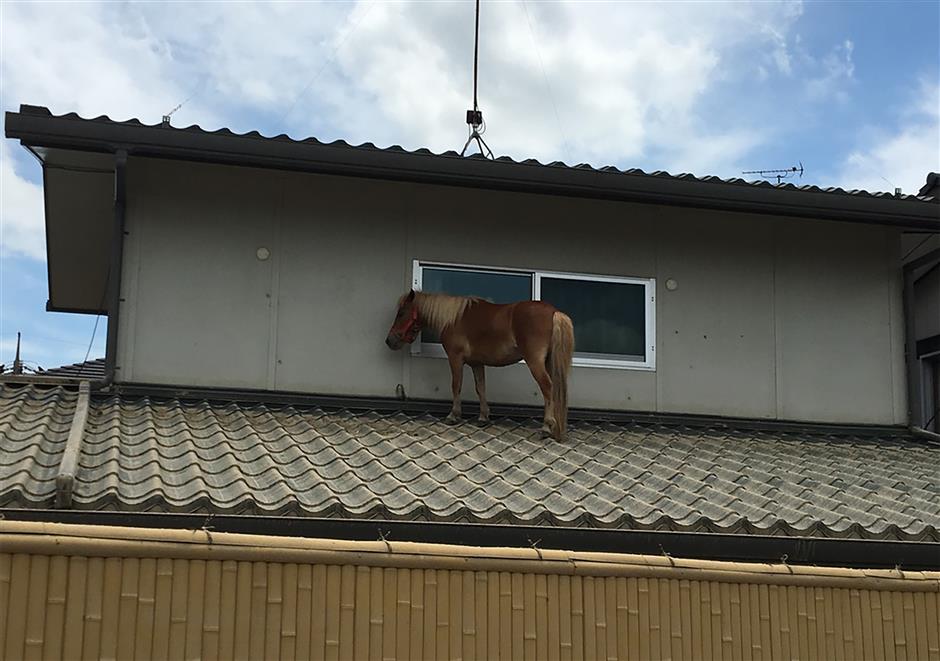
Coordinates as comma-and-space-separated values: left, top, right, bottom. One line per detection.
444, 353, 464, 424
471, 364, 489, 423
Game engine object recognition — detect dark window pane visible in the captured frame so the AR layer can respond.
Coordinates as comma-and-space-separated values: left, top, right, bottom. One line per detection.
540, 277, 646, 359
420, 267, 532, 343
422, 267, 532, 302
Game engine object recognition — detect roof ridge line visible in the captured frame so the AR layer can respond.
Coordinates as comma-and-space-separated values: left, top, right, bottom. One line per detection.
55, 381, 90, 508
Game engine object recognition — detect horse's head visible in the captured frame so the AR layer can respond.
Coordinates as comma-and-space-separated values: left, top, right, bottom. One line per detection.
386, 290, 421, 350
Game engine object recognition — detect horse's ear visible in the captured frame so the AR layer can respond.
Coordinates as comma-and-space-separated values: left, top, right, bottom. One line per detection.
406, 289, 416, 302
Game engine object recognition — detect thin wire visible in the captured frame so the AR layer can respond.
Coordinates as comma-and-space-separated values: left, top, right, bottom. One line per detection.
278, 0, 376, 127
78, 263, 110, 377
164, 77, 207, 122
1, 332, 92, 348
80, 315, 102, 369
925, 404, 938, 430
519, 0, 572, 163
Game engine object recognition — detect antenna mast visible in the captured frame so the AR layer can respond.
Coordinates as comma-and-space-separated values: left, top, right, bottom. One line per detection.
12, 332, 23, 375
460, 0, 494, 158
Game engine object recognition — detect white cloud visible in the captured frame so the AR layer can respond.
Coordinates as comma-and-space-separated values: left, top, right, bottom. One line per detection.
1, 0, 883, 265
0, 142, 45, 260
761, 24, 794, 76
805, 39, 855, 102
834, 82, 940, 195
2, 3, 187, 123
327, 1, 805, 168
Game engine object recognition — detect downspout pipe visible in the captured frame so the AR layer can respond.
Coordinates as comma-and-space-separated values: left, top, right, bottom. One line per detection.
903, 245, 940, 434
51, 151, 127, 507
101, 149, 128, 389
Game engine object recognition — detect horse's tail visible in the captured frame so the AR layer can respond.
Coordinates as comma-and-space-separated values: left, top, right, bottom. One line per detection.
548, 311, 575, 440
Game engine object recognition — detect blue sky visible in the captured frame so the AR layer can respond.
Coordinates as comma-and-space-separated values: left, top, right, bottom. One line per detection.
1, 0, 938, 371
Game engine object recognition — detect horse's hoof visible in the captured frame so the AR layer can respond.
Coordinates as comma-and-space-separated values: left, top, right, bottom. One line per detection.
476, 416, 490, 425
444, 414, 460, 425
540, 425, 553, 438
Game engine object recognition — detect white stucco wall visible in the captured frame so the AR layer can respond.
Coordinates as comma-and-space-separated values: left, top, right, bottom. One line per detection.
117, 157, 907, 425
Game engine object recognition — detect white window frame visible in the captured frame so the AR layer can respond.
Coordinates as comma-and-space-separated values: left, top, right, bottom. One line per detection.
411, 259, 656, 371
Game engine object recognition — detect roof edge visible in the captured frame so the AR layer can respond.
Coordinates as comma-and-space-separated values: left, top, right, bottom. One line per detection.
109, 381, 915, 439
3, 511, 939, 572
6, 106, 939, 229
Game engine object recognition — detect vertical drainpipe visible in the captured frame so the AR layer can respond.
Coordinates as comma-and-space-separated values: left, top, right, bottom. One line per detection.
102, 149, 128, 387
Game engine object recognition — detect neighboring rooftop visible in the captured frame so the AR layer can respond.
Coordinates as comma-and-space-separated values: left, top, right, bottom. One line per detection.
40, 358, 106, 380
6, 104, 939, 230
920, 172, 940, 198
2, 383, 937, 543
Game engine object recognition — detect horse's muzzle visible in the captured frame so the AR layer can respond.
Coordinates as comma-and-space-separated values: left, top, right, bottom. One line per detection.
386, 334, 402, 350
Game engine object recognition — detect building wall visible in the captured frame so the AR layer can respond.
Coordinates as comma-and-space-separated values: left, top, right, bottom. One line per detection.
117, 158, 907, 425
2, 523, 939, 661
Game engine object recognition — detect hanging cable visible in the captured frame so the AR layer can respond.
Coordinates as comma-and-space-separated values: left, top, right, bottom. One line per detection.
161, 77, 207, 127
77, 263, 111, 377
472, 0, 481, 114
278, 0, 377, 128
519, 0, 572, 163
460, 0, 494, 158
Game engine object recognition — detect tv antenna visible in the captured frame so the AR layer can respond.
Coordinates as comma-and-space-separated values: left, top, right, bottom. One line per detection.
742, 162, 804, 185
2, 332, 43, 375
460, 0, 494, 159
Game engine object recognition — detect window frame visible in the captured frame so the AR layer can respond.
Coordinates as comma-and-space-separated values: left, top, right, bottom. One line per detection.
411, 259, 656, 371
921, 349, 940, 433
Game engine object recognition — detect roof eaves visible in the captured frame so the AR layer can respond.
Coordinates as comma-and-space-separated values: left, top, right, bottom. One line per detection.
6, 105, 939, 230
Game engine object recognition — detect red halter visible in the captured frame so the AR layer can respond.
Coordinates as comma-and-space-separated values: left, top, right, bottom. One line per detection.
398, 305, 422, 344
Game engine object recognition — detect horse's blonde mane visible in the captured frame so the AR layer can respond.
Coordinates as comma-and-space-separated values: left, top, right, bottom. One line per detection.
412, 292, 480, 333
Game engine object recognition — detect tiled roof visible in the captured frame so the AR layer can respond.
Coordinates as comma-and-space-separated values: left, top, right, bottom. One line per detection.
40, 358, 106, 380
920, 172, 940, 197
11, 105, 940, 207
2, 384, 939, 542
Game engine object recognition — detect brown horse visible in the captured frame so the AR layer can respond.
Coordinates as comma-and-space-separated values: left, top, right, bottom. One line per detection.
385, 290, 575, 440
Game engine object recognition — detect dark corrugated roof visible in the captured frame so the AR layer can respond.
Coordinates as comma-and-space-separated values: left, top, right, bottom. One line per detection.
40, 358, 105, 380
6, 105, 939, 229
2, 384, 938, 542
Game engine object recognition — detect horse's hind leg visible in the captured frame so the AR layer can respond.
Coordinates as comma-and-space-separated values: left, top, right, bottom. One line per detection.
523, 351, 555, 437
472, 364, 489, 423
444, 353, 464, 424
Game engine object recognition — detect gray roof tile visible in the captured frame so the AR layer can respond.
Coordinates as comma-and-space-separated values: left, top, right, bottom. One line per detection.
2, 384, 939, 541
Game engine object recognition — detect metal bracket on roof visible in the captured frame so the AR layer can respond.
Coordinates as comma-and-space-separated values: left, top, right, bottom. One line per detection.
56, 381, 91, 508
